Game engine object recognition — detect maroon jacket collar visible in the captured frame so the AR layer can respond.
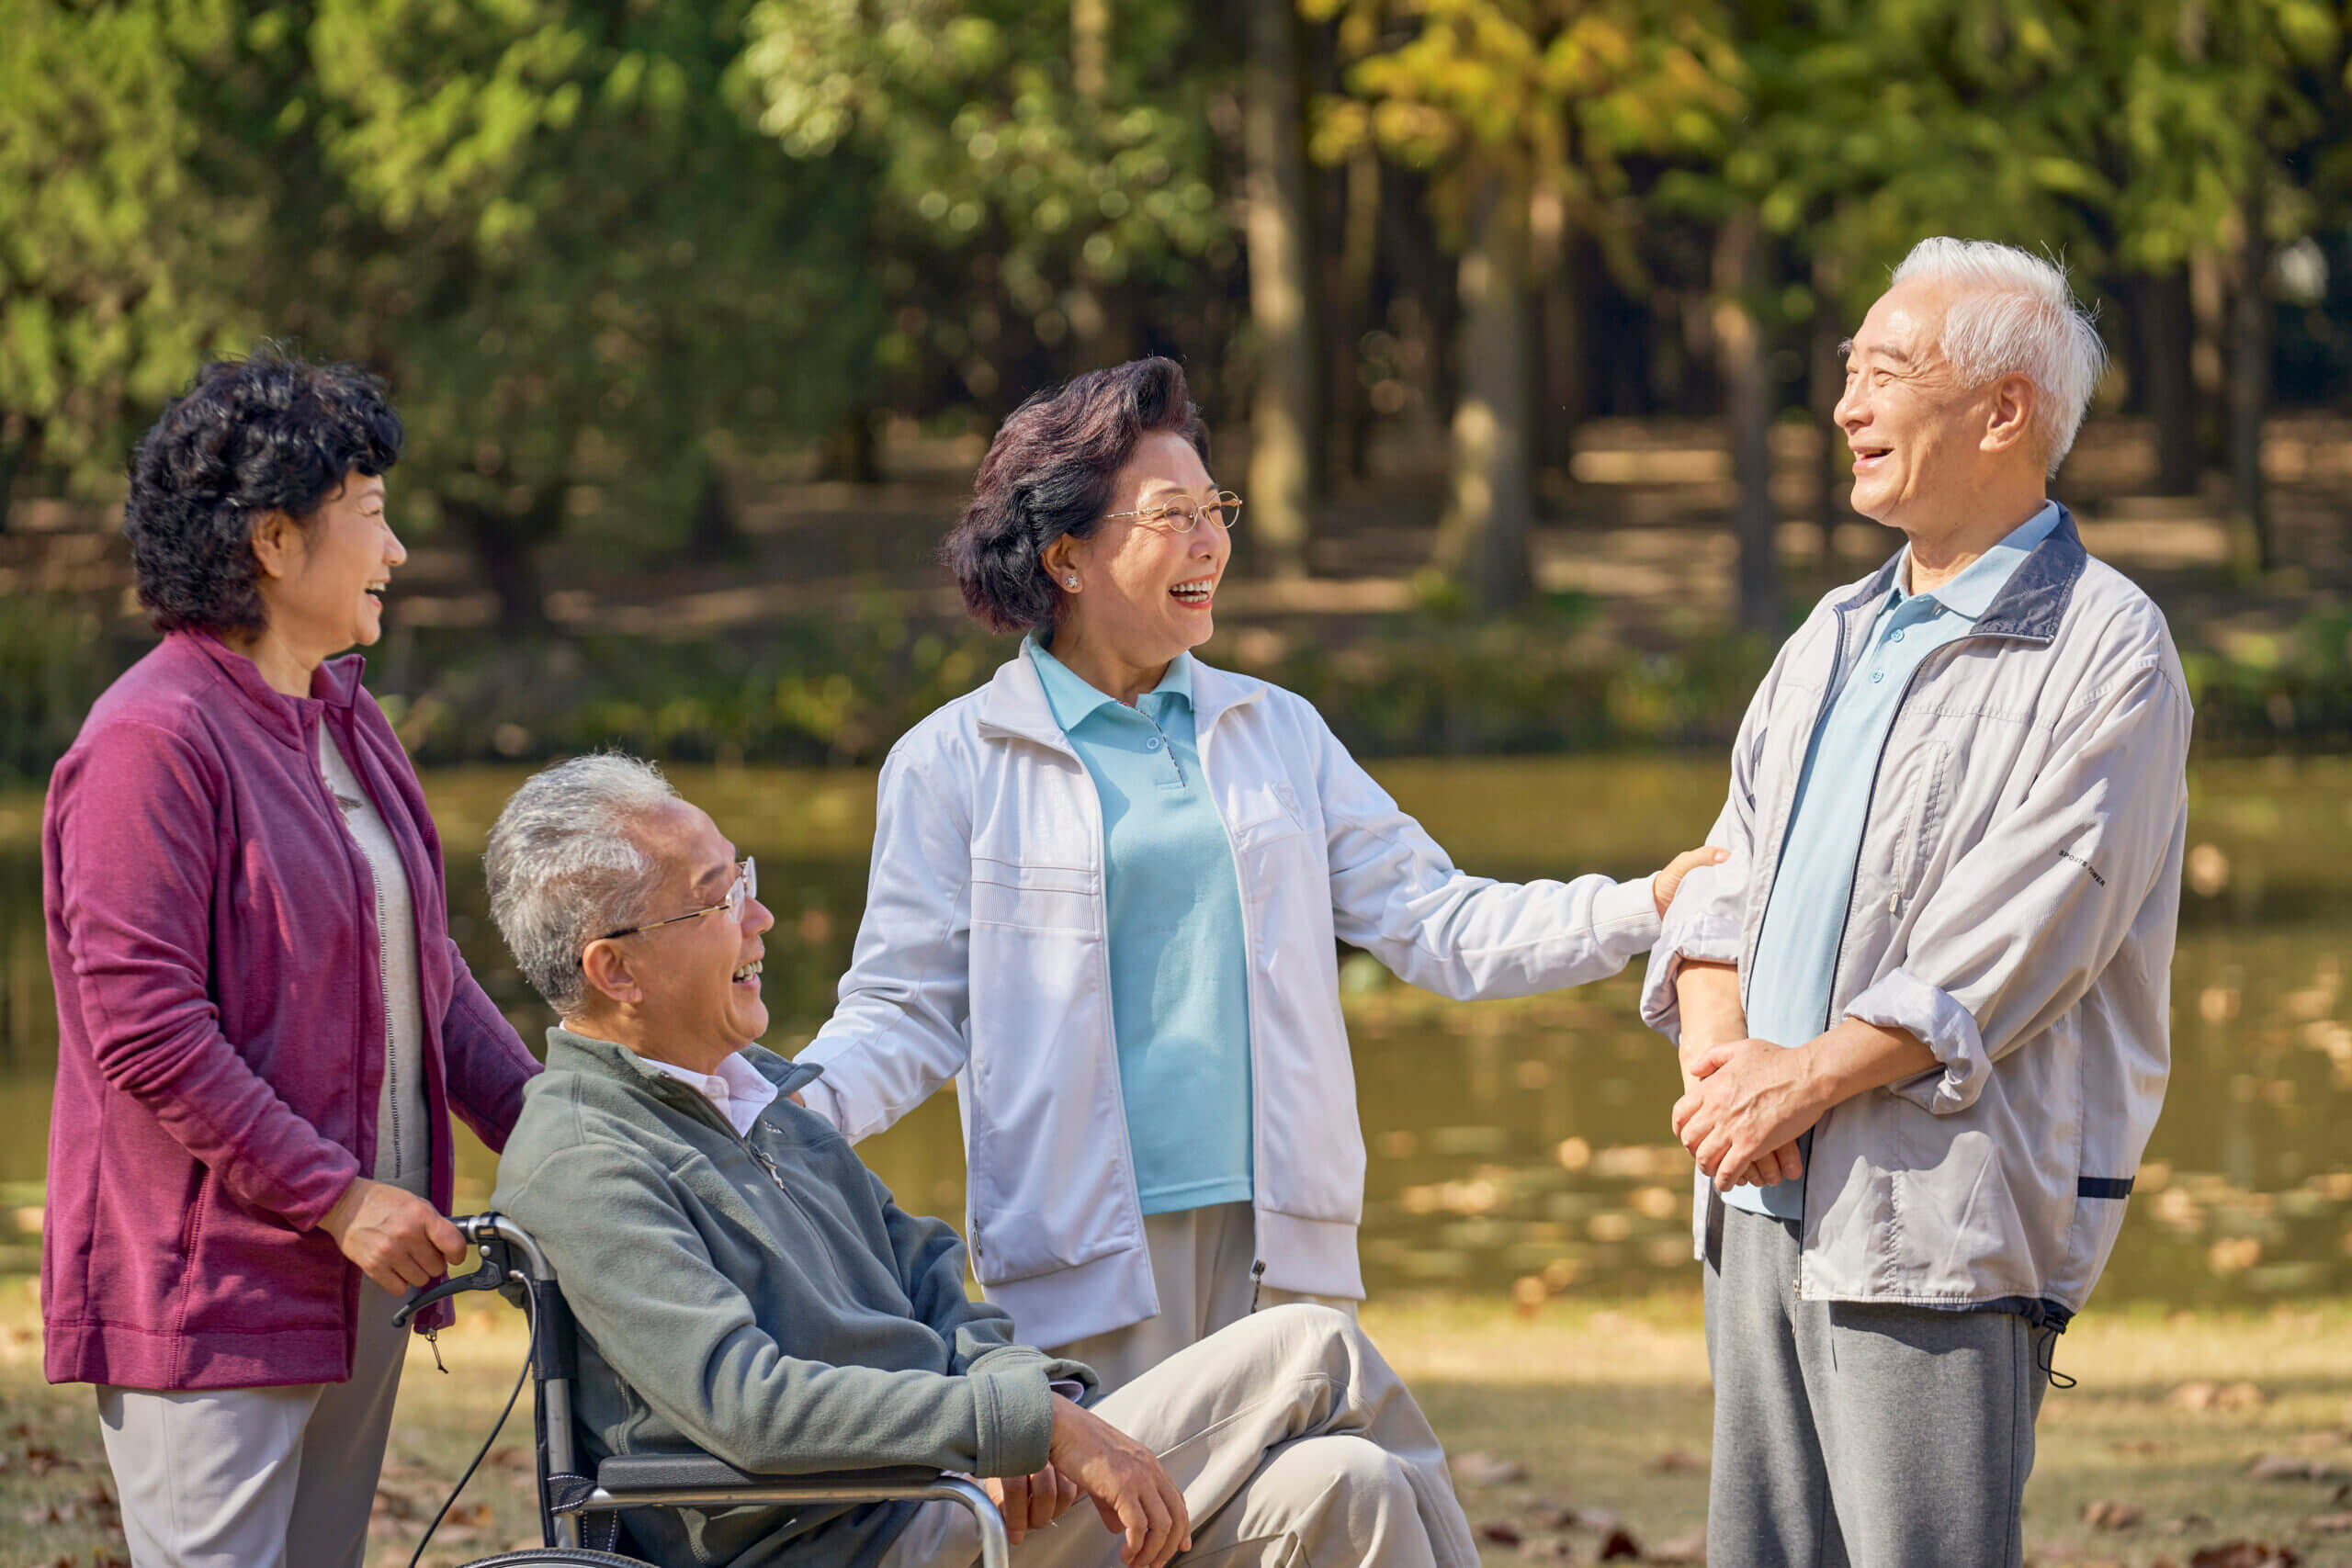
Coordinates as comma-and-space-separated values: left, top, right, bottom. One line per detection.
175, 629, 368, 753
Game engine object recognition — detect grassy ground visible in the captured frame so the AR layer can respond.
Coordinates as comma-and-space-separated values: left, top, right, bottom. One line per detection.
6, 1284, 2352, 1566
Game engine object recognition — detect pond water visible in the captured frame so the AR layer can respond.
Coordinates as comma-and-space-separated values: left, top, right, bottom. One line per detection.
2, 753, 2346, 1312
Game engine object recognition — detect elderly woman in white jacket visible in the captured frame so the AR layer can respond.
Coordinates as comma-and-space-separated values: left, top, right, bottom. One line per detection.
800, 357, 1719, 1392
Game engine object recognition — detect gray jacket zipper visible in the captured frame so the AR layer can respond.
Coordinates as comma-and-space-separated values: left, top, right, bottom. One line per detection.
1792, 619, 2052, 1293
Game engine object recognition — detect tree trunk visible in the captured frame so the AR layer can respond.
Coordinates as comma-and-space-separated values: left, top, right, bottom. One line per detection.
1713, 211, 1781, 634
0, 417, 39, 535
1331, 149, 1381, 484
1529, 181, 1585, 483
2229, 185, 2274, 571
445, 491, 557, 635
1242, 0, 1316, 580
686, 461, 746, 562
1433, 169, 1533, 612
1385, 169, 1459, 431
1808, 251, 1846, 562
2133, 266, 2201, 495
820, 408, 881, 483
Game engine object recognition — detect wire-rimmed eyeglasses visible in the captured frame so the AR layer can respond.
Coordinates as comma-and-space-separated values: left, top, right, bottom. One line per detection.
597, 858, 756, 942
1101, 491, 1244, 535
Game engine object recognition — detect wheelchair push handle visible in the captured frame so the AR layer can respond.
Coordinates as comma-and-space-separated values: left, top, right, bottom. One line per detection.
390, 1211, 553, 1329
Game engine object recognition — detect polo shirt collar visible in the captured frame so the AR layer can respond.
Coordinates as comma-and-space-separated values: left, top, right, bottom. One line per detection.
1897, 501, 2064, 620
1023, 636, 1194, 730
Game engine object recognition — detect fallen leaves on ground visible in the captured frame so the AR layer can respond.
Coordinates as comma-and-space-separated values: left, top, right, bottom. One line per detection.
1454, 1450, 1528, 1487
2171, 1381, 2267, 1414
1648, 1528, 1706, 1563
2187, 1543, 2301, 1567
2082, 1499, 2143, 1530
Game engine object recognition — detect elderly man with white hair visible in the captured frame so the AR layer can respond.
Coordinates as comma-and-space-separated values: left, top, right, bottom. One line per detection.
1645, 238, 2190, 1566
481, 754, 1479, 1568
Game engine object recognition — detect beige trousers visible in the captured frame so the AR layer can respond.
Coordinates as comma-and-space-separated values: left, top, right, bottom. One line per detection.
96, 1157, 429, 1568
883, 1303, 1474, 1568
1046, 1202, 1357, 1396
96, 1277, 412, 1568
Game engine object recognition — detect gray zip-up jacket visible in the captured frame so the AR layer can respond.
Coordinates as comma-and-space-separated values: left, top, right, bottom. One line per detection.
1641, 508, 2190, 1328
493, 1029, 1095, 1568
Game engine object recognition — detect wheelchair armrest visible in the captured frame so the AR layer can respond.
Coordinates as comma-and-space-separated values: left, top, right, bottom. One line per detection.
586, 1455, 1012, 1568
595, 1454, 949, 1493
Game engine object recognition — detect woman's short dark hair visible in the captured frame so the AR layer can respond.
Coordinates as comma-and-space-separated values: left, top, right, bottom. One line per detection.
944, 356, 1208, 633
124, 350, 403, 636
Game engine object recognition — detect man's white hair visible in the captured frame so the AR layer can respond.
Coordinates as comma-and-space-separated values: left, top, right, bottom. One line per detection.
1889, 237, 2109, 478
486, 752, 683, 1017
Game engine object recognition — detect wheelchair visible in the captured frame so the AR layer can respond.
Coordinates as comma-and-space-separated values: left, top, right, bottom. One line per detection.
396, 1213, 1011, 1568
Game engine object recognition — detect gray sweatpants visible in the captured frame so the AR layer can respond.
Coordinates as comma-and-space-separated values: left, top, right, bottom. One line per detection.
1703, 1197, 2052, 1568
885, 1303, 1476, 1568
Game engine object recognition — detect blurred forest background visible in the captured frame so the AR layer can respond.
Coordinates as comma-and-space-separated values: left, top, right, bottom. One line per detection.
5, 0, 2352, 774
13, 16, 2352, 1557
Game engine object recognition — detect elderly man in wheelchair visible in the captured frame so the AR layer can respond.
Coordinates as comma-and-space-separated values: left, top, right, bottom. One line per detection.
469, 754, 1477, 1568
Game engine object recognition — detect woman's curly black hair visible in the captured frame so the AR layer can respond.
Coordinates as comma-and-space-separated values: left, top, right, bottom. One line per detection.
944, 356, 1208, 634
124, 350, 402, 636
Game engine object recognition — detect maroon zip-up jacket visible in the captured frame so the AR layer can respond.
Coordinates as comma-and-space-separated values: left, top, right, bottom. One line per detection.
41, 630, 541, 1389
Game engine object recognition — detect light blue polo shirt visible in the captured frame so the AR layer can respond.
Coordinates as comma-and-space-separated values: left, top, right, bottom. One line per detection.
1731, 502, 2062, 1218
1024, 638, 1255, 1216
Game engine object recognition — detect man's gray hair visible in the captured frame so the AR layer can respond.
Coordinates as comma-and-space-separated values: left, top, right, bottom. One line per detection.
1890, 237, 2109, 478
486, 753, 682, 1016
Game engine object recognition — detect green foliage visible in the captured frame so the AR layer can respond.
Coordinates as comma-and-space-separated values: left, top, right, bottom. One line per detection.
1310, 0, 1737, 263
0, 596, 112, 780
740, 0, 1229, 401
2183, 604, 2352, 750
1668, 0, 2352, 322
0, 0, 260, 496
259, 0, 878, 590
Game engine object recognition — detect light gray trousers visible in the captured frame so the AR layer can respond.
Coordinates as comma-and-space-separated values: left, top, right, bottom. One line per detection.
1702, 1197, 2053, 1568
96, 1145, 429, 1568
885, 1303, 1476, 1568
1044, 1201, 1358, 1397
96, 1277, 412, 1568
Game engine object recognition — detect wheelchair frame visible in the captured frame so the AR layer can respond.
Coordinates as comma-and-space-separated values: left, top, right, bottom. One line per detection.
420, 1213, 1010, 1568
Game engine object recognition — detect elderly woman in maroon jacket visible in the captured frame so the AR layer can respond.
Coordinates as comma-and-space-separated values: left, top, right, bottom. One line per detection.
40, 352, 541, 1568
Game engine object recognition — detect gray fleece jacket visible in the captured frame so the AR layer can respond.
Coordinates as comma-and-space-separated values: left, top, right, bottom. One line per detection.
492, 1028, 1095, 1568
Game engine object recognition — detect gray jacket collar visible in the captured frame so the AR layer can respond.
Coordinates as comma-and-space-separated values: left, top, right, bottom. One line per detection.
544, 1026, 824, 1104
1838, 502, 2088, 643
974, 647, 1267, 750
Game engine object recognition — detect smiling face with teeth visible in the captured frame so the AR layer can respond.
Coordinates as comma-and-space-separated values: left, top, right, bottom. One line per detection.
579, 798, 775, 1074
1038, 431, 1231, 703
1833, 276, 2042, 554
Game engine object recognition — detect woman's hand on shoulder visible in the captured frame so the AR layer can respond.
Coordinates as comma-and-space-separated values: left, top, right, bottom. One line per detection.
318, 1177, 469, 1294
1652, 847, 1729, 917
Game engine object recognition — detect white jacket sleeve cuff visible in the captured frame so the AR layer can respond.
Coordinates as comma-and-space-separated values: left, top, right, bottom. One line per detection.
1594, 874, 1663, 953
1636, 909, 1742, 1044
1845, 966, 1987, 1114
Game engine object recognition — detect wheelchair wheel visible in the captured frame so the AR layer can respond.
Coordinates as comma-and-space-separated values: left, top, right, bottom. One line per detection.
456, 1551, 648, 1566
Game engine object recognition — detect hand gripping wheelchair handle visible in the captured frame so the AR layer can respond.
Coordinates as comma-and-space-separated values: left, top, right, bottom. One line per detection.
391, 1212, 554, 1330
